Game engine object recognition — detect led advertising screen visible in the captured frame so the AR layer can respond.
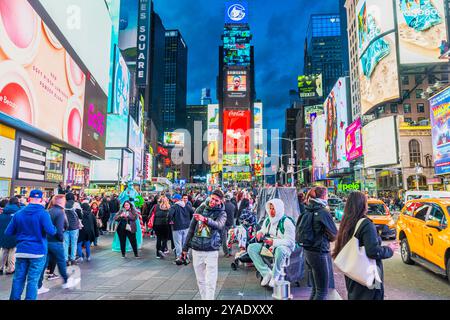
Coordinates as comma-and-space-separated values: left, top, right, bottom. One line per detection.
298, 74, 323, 99
396, 0, 448, 65
223, 27, 251, 66
118, 0, 139, 64
207, 141, 219, 164
207, 104, 219, 131
362, 116, 399, 168
129, 118, 144, 181
223, 110, 251, 154
227, 71, 247, 97
254, 102, 263, 145
81, 76, 107, 159
345, 118, 363, 161
0, 0, 87, 148
90, 149, 121, 181
164, 132, 185, 147
112, 46, 130, 115
305, 105, 324, 126
356, 0, 400, 115
223, 154, 250, 166
312, 114, 328, 181
429, 88, 450, 175
106, 114, 129, 148
324, 78, 350, 172
225, 2, 248, 24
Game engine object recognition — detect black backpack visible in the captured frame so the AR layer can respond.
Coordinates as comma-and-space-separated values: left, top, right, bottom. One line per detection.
295, 210, 315, 247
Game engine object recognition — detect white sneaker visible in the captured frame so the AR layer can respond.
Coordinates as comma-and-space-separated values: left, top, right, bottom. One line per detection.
37, 286, 50, 294
62, 276, 81, 289
260, 273, 272, 287
268, 278, 275, 288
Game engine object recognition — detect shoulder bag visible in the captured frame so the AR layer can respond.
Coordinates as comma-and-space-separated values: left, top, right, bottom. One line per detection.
334, 218, 382, 288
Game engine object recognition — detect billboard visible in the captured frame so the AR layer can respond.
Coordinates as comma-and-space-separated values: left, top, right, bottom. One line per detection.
429, 88, 450, 175
223, 154, 250, 166
362, 116, 399, 168
207, 104, 219, 131
345, 118, 363, 161
356, 0, 400, 115
164, 132, 185, 147
324, 78, 350, 172
227, 71, 247, 97
119, 0, 139, 64
298, 74, 323, 98
112, 46, 130, 115
225, 2, 248, 24
305, 105, 324, 126
0, 0, 87, 149
312, 114, 328, 181
223, 110, 251, 154
129, 118, 144, 181
223, 27, 251, 66
254, 102, 263, 145
207, 141, 219, 164
136, 0, 151, 86
106, 114, 128, 148
81, 76, 107, 159
90, 149, 121, 181
396, 0, 448, 65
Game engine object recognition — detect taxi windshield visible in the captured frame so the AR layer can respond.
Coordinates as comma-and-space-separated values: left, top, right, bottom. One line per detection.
368, 203, 387, 216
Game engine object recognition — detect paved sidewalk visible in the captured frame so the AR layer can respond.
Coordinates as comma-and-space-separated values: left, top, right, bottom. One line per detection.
0, 234, 342, 300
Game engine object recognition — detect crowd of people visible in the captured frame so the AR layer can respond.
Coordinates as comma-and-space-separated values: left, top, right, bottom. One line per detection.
0, 182, 396, 301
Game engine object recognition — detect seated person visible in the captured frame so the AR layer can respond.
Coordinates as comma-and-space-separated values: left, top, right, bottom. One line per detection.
248, 198, 296, 288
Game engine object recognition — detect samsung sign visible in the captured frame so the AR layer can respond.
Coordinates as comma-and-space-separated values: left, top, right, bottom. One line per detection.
136, 0, 152, 86
225, 2, 248, 24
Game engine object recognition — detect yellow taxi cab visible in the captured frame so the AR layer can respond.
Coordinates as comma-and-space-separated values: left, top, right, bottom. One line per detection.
396, 198, 450, 280
367, 199, 396, 240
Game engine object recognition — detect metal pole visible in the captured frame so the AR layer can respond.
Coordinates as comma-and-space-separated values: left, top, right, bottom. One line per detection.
290, 140, 295, 188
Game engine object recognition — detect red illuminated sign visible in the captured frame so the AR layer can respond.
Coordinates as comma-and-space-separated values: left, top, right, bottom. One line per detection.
158, 146, 169, 157
223, 110, 251, 154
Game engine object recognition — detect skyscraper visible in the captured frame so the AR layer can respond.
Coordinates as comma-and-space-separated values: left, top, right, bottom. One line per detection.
304, 14, 344, 96
163, 30, 188, 133
201, 88, 212, 106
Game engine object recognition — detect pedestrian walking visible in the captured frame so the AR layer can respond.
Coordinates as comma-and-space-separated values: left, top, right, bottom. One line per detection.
0, 197, 20, 275
114, 201, 139, 258
108, 195, 120, 233
332, 191, 394, 300
64, 193, 82, 265
296, 186, 337, 300
99, 196, 111, 233
153, 196, 171, 259
37, 195, 79, 294
77, 203, 98, 262
182, 189, 227, 300
169, 194, 191, 265
223, 194, 236, 257
5, 190, 57, 300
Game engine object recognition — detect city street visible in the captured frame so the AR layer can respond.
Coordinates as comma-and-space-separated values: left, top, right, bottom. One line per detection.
0, 234, 449, 300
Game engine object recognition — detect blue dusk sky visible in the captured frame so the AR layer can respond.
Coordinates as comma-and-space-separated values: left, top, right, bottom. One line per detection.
153, 0, 339, 131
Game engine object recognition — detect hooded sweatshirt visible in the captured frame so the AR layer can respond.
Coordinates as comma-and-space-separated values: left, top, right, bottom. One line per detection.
259, 199, 296, 251
5, 204, 56, 256
168, 201, 191, 231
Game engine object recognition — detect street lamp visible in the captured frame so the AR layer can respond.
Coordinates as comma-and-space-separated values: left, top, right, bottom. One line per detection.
273, 154, 290, 185
274, 137, 311, 187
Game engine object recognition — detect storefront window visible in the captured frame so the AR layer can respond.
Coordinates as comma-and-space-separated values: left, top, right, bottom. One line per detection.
45, 150, 64, 182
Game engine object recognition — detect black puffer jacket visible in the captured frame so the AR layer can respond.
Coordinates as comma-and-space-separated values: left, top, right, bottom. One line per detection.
301, 200, 337, 253
78, 208, 98, 242
65, 200, 82, 231
183, 202, 227, 252
153, 205, 170, 227
345, 218, 393, 300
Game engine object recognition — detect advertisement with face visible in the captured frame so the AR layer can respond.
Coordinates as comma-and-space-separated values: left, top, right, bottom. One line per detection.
298, 74, 323, 99
362, 116, 399, 168
345, 118, 363, 161
0, 0, 86, 149
356, 0, 400, 114
324, 78, 350, 172
396, 0, 448, 64
223, 110, 251, 154
312, 114, 328, 181
305, 105, 324, 126
227, 70, 247, 98
112, 46, 130, 115
429, 88, 450, 175
82, 76, 107, 159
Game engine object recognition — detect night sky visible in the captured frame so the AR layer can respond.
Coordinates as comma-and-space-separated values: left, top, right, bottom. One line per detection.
153, 0, 338, 132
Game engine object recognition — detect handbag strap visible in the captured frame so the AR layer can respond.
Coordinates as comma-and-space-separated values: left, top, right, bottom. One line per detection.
352, 218, 367, 238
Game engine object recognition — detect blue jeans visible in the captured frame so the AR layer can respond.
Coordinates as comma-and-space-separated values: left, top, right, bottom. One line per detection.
38, 242, 68, 289
247, 243, 292, 281
77, 241, 91, 259
10, 256, 46, 300
172, 228, 189, 258
64, 230, 79, 262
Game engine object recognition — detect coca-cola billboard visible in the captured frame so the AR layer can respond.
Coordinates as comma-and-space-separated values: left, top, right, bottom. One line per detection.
223, 110, 251, 154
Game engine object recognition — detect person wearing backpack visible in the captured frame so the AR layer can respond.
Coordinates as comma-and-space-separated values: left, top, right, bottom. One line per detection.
296, 187, 337, 300
247, 198, 296, 288
332, 191, 394, 300
153, 196, 171, 259
64, 193, 82, 266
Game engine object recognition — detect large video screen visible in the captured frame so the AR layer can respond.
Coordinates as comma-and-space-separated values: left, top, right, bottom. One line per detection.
223, 27, 251, 66
223, 110, 251, 154
362, 116, 399, 168
118, 0, 139, 64
396, 0, 448, 65
345, 118, 363, 161
312, 114, 328, 181
106, 114, 128, 148
227, 71, 247, 95
112, 46, 130, 115
305, 105, 324, 126
298, 74, 323, 99
429, 88, 450, 175
324, 78, 350, 172
164, 132, 185, 147
356, 0, 400, 115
